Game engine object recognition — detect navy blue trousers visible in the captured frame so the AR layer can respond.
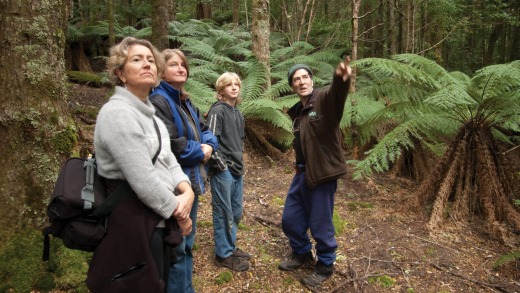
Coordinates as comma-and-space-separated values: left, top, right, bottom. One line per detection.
281, 172, 338, 265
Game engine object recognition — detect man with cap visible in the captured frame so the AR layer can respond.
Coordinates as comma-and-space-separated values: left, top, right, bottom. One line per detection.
278, 57, 352, 287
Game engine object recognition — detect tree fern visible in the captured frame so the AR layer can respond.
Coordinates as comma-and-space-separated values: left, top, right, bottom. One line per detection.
351, 54, 520, 181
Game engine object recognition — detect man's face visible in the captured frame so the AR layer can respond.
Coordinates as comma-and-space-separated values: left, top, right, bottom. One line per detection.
291, 69, 314, 98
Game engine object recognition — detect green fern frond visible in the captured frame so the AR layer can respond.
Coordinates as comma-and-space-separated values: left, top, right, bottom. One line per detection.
353, 118, 426, 178
184, 79, 216, 114
424, 84, 477, 112
392, 54, 454, 85
353, 110, 459, 179
241, 99, 291, 130
260, 80, 293, 100
471, 62, 520, 103
133, 26, 151, 38
309, 49, 343, 64
177, 37, 217, 61
241, 59, 269, 100
354, 57, 441, 92
494, 250, 520, 269
275, 96, 300, 109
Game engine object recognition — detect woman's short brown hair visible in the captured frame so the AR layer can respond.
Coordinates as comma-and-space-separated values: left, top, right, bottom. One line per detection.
107, 37, 165, 86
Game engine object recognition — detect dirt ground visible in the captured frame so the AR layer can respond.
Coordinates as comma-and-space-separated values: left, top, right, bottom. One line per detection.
71, 84, 520, 293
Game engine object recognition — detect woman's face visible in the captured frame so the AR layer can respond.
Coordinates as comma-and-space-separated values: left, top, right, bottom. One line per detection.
116, 44, 158, 99
162, 54, 187, 89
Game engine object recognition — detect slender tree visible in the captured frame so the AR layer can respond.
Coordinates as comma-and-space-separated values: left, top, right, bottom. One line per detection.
108, 0, 115, 47
251, 0, 271, 88
152, 0, 170, 50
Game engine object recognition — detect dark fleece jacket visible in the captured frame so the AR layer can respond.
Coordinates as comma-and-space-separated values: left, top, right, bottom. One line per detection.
287, 75, 351, 188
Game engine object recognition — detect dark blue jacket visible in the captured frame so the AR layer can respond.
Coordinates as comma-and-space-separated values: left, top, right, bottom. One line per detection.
150, 81, 218, 195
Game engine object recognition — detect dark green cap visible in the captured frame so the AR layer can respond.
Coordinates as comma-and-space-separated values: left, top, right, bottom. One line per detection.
287, 64, 313, 85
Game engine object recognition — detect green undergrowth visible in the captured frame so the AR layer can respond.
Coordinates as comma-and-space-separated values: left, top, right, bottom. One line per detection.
0, 228, 90, 292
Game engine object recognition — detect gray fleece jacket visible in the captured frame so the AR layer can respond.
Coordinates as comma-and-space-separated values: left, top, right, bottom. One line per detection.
94, 86, 190, 219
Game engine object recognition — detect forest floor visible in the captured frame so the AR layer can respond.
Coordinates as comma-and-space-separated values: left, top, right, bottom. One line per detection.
71, 84, 520, 293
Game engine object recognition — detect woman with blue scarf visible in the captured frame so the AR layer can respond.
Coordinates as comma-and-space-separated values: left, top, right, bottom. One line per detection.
150, 49, 218, 293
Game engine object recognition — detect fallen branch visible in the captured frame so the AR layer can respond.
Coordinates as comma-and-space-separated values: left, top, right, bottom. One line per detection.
253, 214, 281, 228
429, 262, 509, 292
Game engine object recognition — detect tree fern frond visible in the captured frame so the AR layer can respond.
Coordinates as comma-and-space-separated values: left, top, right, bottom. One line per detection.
240, 99, 291, 130
275, 96, 300, 109
177, 37, 217, 61
260, 80, 293, 100
309, 49, 343, 64
184, 79, 216, 114
424, 84, 477, 112
133, 26, 151, 38
471, 62, 520, 103
354, 57, 441, 92
240, 59, 269, 100
449, 71, 471, 84
353, 118, 434, 178
392, 54, 454, 85
358, 79, 431, 103
341, 92, 385, 130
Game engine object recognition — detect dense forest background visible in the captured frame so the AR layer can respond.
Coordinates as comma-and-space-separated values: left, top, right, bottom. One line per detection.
67, 0, 520, 74
0, 0, 519, 291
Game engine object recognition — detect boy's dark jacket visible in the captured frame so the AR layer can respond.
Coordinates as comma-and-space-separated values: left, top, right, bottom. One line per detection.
206, 101, 245, 176
287, 75, 351, 189
150, 81, 218, 195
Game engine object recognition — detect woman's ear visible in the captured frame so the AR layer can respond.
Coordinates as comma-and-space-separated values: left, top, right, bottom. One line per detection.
116, 68, 126, 84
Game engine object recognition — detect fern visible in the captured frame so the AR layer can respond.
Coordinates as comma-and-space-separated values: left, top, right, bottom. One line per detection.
494, 250, 520, 269
351, 54, 520, 179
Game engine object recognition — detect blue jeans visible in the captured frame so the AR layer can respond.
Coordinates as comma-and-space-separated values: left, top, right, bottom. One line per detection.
281, 172, 338, 265
167, 194, 199, 293
210, 169, 244, 258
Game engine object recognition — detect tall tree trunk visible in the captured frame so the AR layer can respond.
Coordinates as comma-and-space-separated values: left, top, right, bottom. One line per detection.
108, 0, 115, 47
233, 0, 240, 23
483, 23, 504, 66
196, 2, 212, 19
305, 0, 318, 42
350, 0, 362, 160
0, 0, 74, 233
171, 0, 177, 21
252, 0, 271, 88
509, 24, 520, 61
152, 0, 171, 50
351, 0, 360, 92
389, 0, 397, 55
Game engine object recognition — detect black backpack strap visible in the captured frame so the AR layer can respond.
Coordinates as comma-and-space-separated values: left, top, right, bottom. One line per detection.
42, 226, 52, 261
151, 118, 162, 164
81, 158, 97, 210
92, 118, 162, 218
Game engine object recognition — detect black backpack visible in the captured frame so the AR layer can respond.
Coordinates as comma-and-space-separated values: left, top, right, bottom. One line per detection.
43, 119, 161, 260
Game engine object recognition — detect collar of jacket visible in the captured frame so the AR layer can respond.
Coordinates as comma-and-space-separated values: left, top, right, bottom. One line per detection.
157, 80, 181, 105
287, 89, 316, 120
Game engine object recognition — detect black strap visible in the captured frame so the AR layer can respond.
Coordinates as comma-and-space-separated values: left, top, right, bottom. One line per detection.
92, 118, 162, 218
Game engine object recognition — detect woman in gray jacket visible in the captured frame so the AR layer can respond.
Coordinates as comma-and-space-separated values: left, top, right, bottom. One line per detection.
87, 37, 194, 293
